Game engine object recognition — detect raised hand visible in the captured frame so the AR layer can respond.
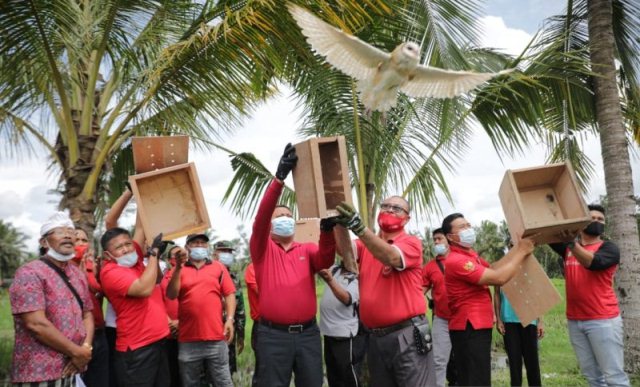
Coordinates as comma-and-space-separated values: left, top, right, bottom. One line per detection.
320, 216, 339, 232
335, 202, 366, 236
147, 233, 164, 257
275, 143, 298, 181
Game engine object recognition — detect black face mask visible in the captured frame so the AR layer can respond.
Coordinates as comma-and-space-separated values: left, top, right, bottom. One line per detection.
584, 221, 605, 236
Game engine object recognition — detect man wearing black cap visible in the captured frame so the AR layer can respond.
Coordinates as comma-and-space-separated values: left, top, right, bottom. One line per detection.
213, 240, 246, 377
167, 233, 237, 387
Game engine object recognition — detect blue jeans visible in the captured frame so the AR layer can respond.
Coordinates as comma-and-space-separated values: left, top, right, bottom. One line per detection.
568, 316, 630, 387
178, 341, 233, 387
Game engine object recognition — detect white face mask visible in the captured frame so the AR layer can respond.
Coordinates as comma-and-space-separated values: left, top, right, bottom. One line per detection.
44, 241, 74, 262
457, 228, 476, 248
116, 251, 138, 268
432, 243, 448, 256
218, 252, 234, 266
271, 217, 295, 237
189, 247, 209, 261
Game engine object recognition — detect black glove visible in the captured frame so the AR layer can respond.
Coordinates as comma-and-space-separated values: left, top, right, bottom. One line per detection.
147, 233, 163, 257
335, 202, 366, 236
320, 216, 339, 232
275, 143, 298, 181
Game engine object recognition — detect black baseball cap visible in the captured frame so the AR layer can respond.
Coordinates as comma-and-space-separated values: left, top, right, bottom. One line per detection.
186, 233, 210, 244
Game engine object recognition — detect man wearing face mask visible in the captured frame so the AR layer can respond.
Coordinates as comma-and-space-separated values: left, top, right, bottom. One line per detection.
167, 233, 236, 387
549, 204, 630, 387
330, 197, 435, 387
422, 228, 457, 387
213, 240, 246, 377
99, 224, 171, 387
10, 212, 94, 386
250, 143, 337, 387
441, 213, 535, 387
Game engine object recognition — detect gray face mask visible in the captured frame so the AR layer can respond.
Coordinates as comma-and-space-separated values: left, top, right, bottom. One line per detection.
189, 247, 209, 261
116, 251, 138, 268
45, 241, 74, 262
218, 252, 234, 266
457, 228, 476, 247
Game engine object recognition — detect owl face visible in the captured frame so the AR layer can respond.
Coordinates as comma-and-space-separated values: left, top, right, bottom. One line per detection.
401, 42, 420, 60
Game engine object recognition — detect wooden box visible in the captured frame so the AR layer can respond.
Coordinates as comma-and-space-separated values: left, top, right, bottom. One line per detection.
498, 254, 562, 325
132, 136, 189, 173
292, 136, 352, 218
294, 219, 320, 243
499, 162, 590, 244
128, 163, 210, 241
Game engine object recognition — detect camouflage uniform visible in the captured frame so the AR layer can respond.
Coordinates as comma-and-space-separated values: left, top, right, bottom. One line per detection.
223, 271, 246, 374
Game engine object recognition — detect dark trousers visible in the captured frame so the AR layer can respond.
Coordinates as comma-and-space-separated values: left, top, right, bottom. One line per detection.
82, 329, 110, 387
367, 321, 435, 387
105, 327, 118, 387
165, 338, 182, 387
450, 322, 492, 386
447, 346, 458, 386
324, 335, 367, 387
251, 322, 259, 387
256, 322, 323, 387
504, 323, 542, 386
114, 339, 170, 387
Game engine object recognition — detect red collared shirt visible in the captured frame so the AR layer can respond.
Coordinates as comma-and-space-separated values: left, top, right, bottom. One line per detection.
422, 256, 452, 319
244, 263, 260, 321
564, 241, 620, 320
174, 260, 235, 342
160, 270, 179, 321
445, 245, 493, 330
357, 231, 426, 328
100, 242, 169, 351
85, 261, 105, 329
249, 180, 336, 325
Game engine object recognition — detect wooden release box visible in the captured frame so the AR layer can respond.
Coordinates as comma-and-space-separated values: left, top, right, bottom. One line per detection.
132, 136, 189, 173
294, 219, 320, 244
128, 162, 210, 241
292, 136, 353, 218
499, 162, 590, 244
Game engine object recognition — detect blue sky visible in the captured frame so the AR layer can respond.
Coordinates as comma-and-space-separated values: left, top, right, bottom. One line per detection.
1, 1, 638, 248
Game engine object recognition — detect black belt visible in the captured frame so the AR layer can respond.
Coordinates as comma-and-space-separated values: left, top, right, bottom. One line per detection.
370, 315, 425, 337
260, 318, 316, 334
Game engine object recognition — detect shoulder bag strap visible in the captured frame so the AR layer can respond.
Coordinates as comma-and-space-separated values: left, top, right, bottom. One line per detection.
40, 258, 84, 310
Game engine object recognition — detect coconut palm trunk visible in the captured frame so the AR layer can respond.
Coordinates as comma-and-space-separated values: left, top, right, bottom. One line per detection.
587, 0, 640, 371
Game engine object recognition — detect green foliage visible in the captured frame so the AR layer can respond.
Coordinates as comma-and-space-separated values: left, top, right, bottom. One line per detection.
473, 220, 507, 263
0, 221, 29, 279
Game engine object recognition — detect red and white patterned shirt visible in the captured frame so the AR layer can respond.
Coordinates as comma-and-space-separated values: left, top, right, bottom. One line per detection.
10, 259, 92, 383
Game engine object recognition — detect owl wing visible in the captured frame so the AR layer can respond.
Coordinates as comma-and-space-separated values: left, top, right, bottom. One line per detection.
288, 4, 389, 81
401, 65, 514, 98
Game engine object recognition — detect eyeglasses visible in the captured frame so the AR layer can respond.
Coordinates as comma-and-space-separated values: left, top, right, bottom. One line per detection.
46, 228, 76, 237
380, 203, 409, 215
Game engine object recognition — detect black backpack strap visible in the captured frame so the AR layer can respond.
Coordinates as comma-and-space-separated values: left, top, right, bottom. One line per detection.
40, 258, 84, 310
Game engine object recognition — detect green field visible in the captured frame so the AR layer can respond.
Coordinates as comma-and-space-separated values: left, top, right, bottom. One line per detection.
2, 280, 638, 386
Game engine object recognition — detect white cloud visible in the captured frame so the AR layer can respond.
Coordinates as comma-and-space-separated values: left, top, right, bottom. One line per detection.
480, 16, 533, 56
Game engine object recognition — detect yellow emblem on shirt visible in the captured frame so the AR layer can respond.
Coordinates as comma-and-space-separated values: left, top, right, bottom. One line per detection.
463, 261, 475, 272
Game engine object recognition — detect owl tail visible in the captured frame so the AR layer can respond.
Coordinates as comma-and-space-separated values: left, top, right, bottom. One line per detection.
357, 80, 398, 113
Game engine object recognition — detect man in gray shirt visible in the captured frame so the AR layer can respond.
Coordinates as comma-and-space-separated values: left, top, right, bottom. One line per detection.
319, 263, 367, 387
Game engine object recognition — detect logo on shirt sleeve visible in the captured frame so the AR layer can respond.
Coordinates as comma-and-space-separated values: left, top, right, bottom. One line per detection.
463, 261, 475, 272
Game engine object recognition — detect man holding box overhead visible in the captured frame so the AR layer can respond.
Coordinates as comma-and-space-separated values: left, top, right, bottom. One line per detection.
549, 204, 630, 387
327, 197, 435, 387
250, 143, 337, 387
441, 213, 536, 387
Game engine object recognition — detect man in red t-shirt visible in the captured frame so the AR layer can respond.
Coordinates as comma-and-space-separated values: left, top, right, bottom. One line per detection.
331, 197, 434, 386
167, 233, 236, 387
250, 143, 336, 387
549, 204, 630, 386
423, 227, 457, 387
442, 213, 535, 387
99, 226, 170, 387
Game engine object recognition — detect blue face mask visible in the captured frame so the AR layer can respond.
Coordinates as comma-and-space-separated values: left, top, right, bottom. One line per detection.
117, 251, 138, 268
218, 252, 234, 267
458, 228, 476, 248
190, 247, 209, 261
271, 217, 295, 237
432, 243, 448, 256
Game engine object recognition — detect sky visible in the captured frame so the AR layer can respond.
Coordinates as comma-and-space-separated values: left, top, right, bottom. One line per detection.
1, 1, 639, 250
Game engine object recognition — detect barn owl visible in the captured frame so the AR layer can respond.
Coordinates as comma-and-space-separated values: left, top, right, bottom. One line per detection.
288, 4, 513, 112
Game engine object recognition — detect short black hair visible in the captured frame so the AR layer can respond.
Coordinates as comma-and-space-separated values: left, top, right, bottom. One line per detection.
100, 227, 131, 251
588, 204, 606, 215
432, 228, 445, 237
441, 213, 464, 235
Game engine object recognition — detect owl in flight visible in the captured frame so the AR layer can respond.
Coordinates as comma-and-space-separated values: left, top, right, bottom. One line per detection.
288, 4, 513, 112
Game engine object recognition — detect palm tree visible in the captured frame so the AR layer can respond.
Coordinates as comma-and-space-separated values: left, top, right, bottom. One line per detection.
585, 0, 640, 372
0, 0, 392, 235
0, 220, 29, 279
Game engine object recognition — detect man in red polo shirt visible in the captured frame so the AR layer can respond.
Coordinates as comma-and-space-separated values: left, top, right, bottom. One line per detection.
166, 233, 236, 387
332, 197, 434, 387
99, 226, 170, 387
549, 204, 630, 386
250, 143, 336, 387
442, 213, 535, 387
423, 227, 457, 387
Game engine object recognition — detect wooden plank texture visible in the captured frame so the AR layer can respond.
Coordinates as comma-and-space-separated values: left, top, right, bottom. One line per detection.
132, 136, 189, 173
